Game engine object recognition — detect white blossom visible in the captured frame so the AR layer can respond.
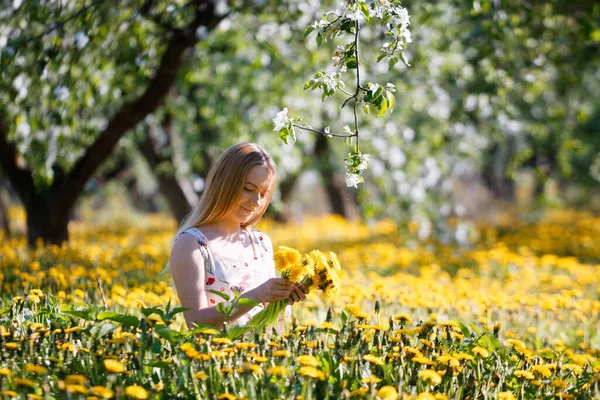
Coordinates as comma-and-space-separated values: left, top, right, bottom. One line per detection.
54, 86, 70, 102
272, 108, 290, 131
345, 172, 361, 188
74, 32, 90, 49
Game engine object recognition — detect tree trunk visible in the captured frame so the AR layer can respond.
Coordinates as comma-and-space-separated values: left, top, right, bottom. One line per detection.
482, 143, 515, 200
313, 134, 359, 219
138, 122, 198, 223
0, 180, 10, 236
25, 197, 70, 246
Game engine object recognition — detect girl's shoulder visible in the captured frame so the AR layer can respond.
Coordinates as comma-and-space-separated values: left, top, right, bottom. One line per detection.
178, 227, 209, 245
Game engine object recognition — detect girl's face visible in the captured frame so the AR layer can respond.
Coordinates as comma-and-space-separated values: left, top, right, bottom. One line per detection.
227, 164, 273, 225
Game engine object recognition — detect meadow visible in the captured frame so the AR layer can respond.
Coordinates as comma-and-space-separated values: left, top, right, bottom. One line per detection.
0, 209, 598, 399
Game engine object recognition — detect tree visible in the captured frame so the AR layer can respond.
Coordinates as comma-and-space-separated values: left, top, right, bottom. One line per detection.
0, 0, 229, 244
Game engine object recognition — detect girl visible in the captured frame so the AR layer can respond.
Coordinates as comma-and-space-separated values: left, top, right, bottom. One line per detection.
168, 143, 308, 329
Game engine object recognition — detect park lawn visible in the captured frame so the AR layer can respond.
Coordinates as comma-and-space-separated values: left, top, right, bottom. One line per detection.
0, 210, 598, 399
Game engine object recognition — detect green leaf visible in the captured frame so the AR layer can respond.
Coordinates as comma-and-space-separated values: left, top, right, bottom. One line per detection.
236, 298, 259, 307
376, 53, 386, 63
140, 307, 163, 318
169, 307, 190, 316
96, 311, 140, 327
386, 91, 395, 110
316, 32, 324, 48
89, 323, 118, 339
304, 25, 315, 37
376, 97, 388, 117
146, 360, 170, 369
155, 326, 181, 343
60, 305, 92, 320
208, 290, 230, 301
456, 321, 471, 337
359, 2, 370, 21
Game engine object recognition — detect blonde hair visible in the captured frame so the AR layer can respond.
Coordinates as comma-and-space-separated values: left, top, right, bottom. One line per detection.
175, 143, 277, 239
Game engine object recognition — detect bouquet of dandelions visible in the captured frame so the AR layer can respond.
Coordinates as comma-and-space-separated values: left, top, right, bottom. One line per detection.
245, 246, 342, 333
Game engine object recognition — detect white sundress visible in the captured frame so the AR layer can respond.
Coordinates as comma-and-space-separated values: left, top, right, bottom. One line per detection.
180, 227, 275, 326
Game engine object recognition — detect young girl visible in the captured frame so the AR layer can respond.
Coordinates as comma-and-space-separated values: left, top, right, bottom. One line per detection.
168, 143, 308, 329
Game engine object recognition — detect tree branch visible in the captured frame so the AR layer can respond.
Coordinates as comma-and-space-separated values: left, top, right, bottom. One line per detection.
292, 123, 357, 138
56, 0, 223, 209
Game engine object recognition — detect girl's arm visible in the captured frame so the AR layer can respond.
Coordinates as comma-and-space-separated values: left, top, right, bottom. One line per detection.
170, 233, 293, 329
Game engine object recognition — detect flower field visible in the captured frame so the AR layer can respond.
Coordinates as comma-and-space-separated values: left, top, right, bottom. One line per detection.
0, 210, 598, 399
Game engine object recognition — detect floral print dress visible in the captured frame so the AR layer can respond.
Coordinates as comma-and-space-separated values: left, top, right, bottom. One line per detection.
180, 227, 275, 326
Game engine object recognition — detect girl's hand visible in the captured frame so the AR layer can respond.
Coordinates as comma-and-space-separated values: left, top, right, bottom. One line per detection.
248, 278, 295, 303
287, 283, 309, 305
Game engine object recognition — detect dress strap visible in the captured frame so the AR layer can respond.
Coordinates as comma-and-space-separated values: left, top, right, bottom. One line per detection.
181, 228, 216, 275
248, 229, 268, 256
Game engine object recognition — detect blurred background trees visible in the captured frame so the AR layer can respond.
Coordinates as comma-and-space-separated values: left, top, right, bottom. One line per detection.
0, 0, 598, 246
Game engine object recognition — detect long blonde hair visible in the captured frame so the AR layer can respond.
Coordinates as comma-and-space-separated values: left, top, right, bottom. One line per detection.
175, 143, 277, 239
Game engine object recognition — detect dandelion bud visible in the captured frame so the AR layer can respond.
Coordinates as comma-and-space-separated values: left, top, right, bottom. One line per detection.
326, 307, 333, 323
374, 301, 381, 314
493, 321, 502, 336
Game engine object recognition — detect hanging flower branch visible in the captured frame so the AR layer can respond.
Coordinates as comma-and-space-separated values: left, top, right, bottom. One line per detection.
273, 0, 412, 187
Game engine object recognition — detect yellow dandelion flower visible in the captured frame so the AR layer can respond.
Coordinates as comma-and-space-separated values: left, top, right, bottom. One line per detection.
194, 372, 209, 380
298, 366, 325, 380
212, 338, 233, 346
14, 378, 36, 387
5, 342, 19, 350
220, 367, 234, 375
416, 393, 436, 400
234, 342, 256, 350
363, 354, 385, 366
239, 363, 261, 374
513, 370, 534, 380
418, 369, 442, 385
436, 355, 460, 368
0, 391, 18, 398
267, 366, 289, 376
25, 363, 47, 375
217, 394, 236, 400
27, 294, 40, 303
65, 374, 87, 385
152, 382, 164, 392
296, 355, 319, 367
198, 328, 220, 336
91, 386, 114, 399
472, 346, 489, 358
497, 392, 516, 400
65, 384, 88, 395
124, 385, 148, 399
0, 368, 12, 376
273, 350, 291, 358
394, 314, 412, 325
349, 387, 369, 397
376, 386, 398, 400
412, 356, 436, 366
274, 246, 302, 273
60, 342, 75, 352
180, 343, 194, 352
361, 376, 381, 384
531, 365, 552, 378
104, 359, 126, 373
